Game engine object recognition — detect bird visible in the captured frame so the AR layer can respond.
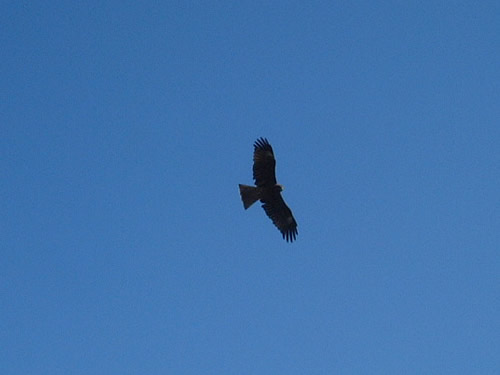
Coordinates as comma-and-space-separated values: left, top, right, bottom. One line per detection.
238, 137, 298, 242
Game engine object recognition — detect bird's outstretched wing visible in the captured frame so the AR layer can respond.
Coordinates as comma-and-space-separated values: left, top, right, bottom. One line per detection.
262, 191, 298, 242
253, 137, 277, 188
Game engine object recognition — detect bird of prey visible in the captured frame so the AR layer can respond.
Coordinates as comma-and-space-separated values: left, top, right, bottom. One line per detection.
238, 137, 298, 242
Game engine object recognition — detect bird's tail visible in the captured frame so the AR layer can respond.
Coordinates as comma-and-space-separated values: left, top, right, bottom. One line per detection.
238, 184, 260, 209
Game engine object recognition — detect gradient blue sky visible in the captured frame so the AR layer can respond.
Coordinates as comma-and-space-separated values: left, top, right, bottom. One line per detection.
2, 1, 499, 374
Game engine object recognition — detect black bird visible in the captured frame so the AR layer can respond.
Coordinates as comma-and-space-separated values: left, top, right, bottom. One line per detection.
238, 138, 298, 242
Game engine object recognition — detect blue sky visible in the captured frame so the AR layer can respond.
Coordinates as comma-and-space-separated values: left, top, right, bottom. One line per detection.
2, 1, 499, 374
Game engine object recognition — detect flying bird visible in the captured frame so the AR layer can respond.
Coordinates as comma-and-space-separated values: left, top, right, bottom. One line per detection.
238, 137, 298, 242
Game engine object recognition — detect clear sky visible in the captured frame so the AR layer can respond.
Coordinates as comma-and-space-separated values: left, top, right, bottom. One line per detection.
2, 1, 499, 374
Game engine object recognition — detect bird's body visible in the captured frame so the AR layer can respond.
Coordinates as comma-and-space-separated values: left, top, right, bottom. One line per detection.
238, 138, 298, 242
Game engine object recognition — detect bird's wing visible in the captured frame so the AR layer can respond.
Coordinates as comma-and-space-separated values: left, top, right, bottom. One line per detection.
253, 137, 277, 187
262, 193, 298, 242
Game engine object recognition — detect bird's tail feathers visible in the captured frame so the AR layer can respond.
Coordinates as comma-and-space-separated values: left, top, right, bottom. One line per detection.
238, 184, 260, 209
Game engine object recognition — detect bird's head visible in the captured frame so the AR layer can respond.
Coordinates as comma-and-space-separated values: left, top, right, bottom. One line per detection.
275, 184, 285, 192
